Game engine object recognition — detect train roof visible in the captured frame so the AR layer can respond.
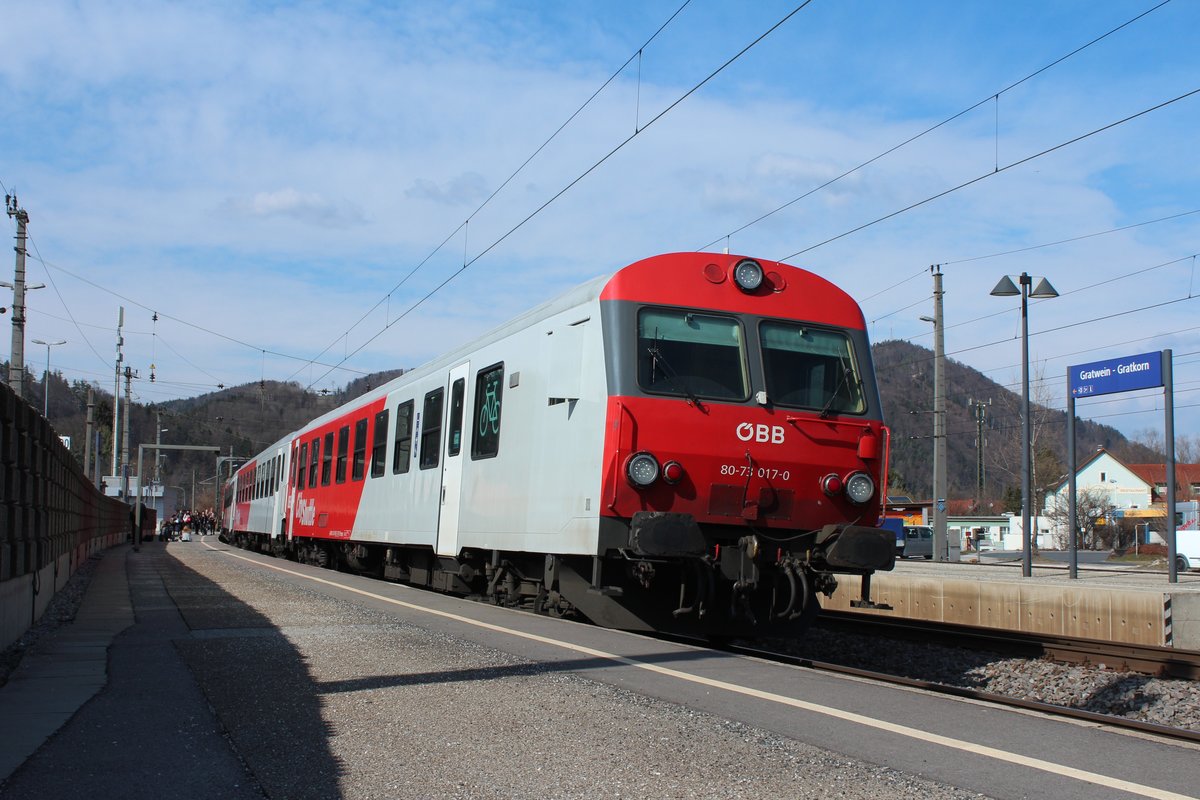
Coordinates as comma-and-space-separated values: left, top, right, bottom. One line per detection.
245, 252, 866, 455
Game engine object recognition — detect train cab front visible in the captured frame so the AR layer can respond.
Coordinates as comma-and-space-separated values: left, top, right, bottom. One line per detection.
585, 252, 895, 637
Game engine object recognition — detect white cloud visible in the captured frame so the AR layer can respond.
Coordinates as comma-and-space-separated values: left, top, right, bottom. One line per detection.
218, 189, 367, 228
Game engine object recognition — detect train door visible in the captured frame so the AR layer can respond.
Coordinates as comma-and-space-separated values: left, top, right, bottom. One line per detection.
284, 440, 299, 539
435, 362, 470, 557
276, 446, 291, 538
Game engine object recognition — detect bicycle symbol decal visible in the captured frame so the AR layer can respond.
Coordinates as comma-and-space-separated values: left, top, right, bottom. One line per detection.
479, 377, 501, 436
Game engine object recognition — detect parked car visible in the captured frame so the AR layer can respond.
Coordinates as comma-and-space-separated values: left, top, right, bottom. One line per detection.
901, 526, 933, 559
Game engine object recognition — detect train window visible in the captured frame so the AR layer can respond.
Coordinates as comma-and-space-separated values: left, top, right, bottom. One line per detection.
420, 388, 444, 469
371, 409, 389, 478
297, 443, 308, 489
759, 322, 865, 415
336, 425, 350, 483
322, 432, 334, 485
290, 448, 299, 488
352, 418, 368, 481
472, 363, 503, 460
637, 308, 747, 400
393, 401, 413, 475
447, 378, 465, 457
309, 437, 320, 488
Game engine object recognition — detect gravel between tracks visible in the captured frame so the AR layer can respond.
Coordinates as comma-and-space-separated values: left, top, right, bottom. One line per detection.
767, 627, 1200, 733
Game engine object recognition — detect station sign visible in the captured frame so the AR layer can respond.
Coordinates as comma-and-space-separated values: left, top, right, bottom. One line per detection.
1069, 351, 1163, 398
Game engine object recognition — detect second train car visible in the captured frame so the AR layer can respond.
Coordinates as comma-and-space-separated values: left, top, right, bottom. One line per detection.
222, 252, 894, 637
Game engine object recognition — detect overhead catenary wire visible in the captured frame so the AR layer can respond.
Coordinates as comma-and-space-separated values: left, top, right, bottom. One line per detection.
779, 86, 1200, 262
874, 251, 1200, 381
284, 0, 696, 384
696, 1, 1173, 254
303, 0, 819, 391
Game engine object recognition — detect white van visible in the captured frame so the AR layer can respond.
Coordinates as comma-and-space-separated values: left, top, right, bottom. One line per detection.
1176, 529, 1200, 572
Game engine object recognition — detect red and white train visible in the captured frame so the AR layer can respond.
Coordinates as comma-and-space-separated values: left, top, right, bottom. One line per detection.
222, 252, 894, 636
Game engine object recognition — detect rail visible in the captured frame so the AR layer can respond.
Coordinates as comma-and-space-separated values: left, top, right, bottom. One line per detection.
814, 610, 1200, 680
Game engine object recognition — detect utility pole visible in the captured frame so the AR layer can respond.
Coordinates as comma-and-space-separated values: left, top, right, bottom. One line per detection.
155, 410, 163, 484
930, 265, 948, 560
112, 307, 125, 477
121, 365, 137, 501
969, 398, 992, 506
6, 194, 30, 395
84, 388, 95, 480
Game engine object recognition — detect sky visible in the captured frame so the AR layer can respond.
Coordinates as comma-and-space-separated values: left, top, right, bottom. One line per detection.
1, 0, 1198, 448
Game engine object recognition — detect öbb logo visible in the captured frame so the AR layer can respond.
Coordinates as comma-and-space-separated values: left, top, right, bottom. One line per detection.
736, 423, 785, 444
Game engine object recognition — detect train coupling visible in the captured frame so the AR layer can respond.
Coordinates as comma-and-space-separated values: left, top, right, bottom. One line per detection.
849, 572, 893, 611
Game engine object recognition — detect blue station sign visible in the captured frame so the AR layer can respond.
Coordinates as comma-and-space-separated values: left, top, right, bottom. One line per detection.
1069, 351, 1163, 398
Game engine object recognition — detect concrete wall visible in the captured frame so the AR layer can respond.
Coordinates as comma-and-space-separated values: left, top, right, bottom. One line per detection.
823, 573, 1180, 648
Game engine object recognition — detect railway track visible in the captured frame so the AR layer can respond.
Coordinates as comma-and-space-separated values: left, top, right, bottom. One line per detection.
726, 639, 1200, 745
814, 610, 1200, 680
709, 611, 1200, 746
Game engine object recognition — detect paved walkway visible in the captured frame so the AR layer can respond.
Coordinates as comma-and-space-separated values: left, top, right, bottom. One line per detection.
0, 543, 261, 799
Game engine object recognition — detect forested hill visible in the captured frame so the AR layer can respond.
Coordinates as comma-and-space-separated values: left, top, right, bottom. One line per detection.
16, 342, 1165, 511
872, 340, 1160, 504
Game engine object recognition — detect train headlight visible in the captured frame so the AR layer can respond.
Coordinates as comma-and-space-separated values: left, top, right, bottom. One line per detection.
732, 259, 764, 292
662, 460, 685, 485
844, 471, 875, 504
626, 452, 660, 487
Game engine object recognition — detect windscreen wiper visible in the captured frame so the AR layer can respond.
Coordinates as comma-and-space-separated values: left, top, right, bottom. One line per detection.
819, 366, 857, 419
647, 343, 705, 410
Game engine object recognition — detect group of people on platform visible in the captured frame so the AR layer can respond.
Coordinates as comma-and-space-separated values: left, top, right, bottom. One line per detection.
157, 508, 218, 541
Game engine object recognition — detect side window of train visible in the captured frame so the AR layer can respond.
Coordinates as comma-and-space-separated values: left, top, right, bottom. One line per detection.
322, 432, 334, 486
472, 363, 503, 460
297, 442, 309, 489
371, 409, 389, 478
447, 378, 465, 457
352, 417, 368, 481
291, 447, 299, 488
420, 388, 444, 469
393, 401, 413, 475
308, 437, 320, 488
336, 425, 350, 483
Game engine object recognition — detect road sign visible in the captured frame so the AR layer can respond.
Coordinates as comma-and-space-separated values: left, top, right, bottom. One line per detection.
1069, 351, 1163, 398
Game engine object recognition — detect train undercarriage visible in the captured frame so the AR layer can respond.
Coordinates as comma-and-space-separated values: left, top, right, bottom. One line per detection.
220, 521, 893, 637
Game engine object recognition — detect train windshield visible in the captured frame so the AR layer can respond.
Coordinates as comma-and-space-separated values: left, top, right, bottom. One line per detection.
637, 308, 747, 400
759, 321, 865, 414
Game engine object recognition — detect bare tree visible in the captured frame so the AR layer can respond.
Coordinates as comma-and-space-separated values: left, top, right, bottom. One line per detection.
1133, 427, 1166, 456
1176, 433, 1199, 464
1045, 485, 1115, 550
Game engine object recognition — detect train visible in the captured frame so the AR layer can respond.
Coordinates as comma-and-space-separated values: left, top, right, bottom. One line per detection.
220, 252, 894, 637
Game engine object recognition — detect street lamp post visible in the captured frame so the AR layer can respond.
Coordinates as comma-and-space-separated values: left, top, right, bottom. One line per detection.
991, 272, 1058, 577
31, 338, 66, 418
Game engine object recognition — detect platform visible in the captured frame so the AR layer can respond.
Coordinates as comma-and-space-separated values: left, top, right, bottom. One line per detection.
822, 556, 1200, 650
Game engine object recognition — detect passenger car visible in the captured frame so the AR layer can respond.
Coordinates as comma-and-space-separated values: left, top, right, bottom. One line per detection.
901, 525, 933, 559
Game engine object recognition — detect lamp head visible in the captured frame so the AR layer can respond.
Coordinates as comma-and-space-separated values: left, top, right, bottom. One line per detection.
1030, 277, 1058, 299
990, 276, 1020, 297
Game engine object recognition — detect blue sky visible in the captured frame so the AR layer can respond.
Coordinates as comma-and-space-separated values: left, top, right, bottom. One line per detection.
1, 0, 1198, 447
